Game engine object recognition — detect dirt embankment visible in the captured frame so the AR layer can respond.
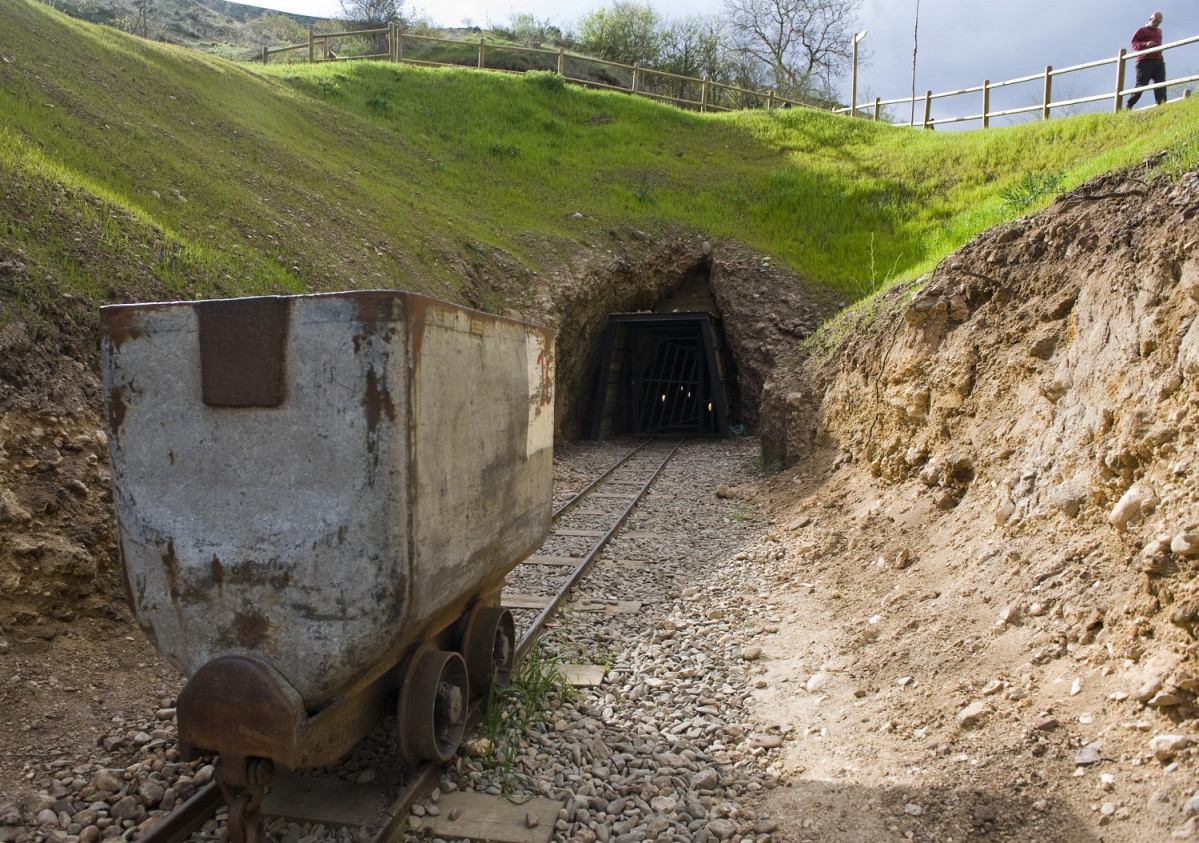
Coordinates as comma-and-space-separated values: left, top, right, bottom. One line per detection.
747, 163, 1199, 841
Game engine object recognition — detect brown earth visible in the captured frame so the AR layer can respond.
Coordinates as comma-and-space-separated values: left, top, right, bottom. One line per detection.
747, 161, 1199, 841
3, 159, 1199, 842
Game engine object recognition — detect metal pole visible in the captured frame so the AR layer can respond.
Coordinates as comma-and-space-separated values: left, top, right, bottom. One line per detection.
909, 0, 920, 126
1115, 48, 1127, 111
1042, 66, 1052, 120
851, 37, 858, 117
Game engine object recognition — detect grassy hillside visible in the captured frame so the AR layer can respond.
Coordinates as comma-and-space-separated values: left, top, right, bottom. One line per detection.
2, 0, 1197, 381
41, 0, 328, 56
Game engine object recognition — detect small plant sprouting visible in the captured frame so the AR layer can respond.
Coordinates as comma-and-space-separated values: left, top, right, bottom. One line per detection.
849, 233, 903, 300
999, 170, 1065, 211
744, 452, 784, 476
634, 176, 652, 203
1153, 132, 1199, 183
733, 503, 758, 523
474, 633, 575, 791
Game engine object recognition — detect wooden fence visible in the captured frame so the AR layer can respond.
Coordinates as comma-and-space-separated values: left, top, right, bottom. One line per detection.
262, 25, 1199, 128
840, 34, 1199, 129
262, 24, 815, 114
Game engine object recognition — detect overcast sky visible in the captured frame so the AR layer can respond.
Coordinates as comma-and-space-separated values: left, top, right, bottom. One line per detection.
244, 0, 1199, 126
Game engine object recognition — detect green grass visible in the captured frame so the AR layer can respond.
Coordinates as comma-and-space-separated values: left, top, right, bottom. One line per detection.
2, 0, 1197, 325
472, 634, 574, 792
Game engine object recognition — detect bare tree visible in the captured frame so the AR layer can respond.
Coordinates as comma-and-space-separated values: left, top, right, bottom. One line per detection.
662, 16, 730, 79
656, 15, 737, 100
133, 0, 155, 38
723, 0, 860, 101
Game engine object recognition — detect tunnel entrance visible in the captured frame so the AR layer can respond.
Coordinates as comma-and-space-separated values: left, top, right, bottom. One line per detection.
588, 311, 735, 439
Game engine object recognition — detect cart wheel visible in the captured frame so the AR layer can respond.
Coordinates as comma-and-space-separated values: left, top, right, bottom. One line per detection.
462, 604, 516, 696
398, 644, 468, 764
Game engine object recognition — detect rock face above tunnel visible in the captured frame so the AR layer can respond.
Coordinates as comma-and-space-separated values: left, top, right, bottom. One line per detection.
532, 232, 840, 440
541, 234, 709, 440
709, 247, 843, 431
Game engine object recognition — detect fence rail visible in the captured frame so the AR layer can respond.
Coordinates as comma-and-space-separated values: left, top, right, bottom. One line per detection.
261, 25, 1199, 128
262, 24, 816, 114
841, 33, 1199, 129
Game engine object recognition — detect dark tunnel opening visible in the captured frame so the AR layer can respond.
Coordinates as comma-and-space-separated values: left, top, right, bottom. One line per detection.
587, 263, 741, 439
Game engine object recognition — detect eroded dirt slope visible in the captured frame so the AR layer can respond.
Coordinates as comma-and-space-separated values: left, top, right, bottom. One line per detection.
746, 162, 1199, 841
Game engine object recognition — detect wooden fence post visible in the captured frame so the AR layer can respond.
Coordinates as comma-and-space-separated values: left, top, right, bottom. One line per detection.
388, 23, 395, 62
323, 36, 330, 60
478, 37, 485, 69
768, 89, 775, 109
1115, 48, 1126, 111
922, 90, 931, 128
1042, 66, 1052, 120
558, 47, 565, 76
632, 62, 640, 93
262, 46, 269, 64
398, 30, 404, 62
982, 79, 990, 129
308, 27, 314, 63
873, 97, 880, 121
701, 77, 709, 112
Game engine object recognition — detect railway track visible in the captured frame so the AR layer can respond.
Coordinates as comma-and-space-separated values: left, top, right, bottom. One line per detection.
138, 438, 680, 843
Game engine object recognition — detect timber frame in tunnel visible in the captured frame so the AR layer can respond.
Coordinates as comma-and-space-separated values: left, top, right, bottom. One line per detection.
588, 312, 737, 439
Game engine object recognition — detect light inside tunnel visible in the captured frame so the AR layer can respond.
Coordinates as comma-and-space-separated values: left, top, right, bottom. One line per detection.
589, 312, 735, 438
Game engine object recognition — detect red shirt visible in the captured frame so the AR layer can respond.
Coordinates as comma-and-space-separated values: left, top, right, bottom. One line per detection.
1131, 25, 1163, 61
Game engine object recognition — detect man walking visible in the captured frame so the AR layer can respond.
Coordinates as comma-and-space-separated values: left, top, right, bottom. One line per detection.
1126, 11, 1166, 109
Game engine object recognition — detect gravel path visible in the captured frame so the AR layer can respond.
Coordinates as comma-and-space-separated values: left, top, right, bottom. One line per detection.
430, 437, 782, 843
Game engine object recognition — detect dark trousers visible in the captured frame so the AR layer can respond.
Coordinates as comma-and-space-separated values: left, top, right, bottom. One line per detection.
1127, 58, 1166, 107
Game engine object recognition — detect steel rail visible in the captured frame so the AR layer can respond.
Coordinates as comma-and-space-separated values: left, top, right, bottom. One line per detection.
135, 781, 223, 843
552, 439, 653, 519
515, 438, 684, 663
372, 440, 679, 839
368, 762, 441, 842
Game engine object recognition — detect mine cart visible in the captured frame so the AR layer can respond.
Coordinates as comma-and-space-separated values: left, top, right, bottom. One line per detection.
101, 291, 554, 837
